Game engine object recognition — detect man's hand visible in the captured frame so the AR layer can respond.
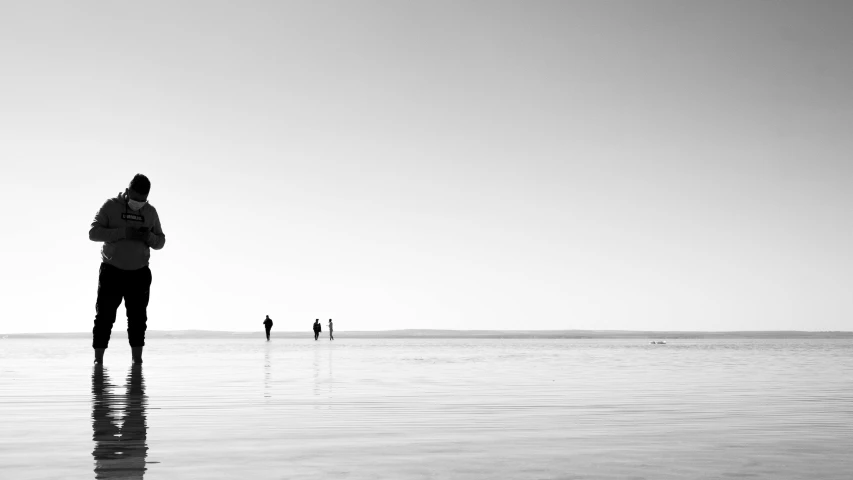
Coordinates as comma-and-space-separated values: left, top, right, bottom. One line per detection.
137, 226, 151, 243
125, 227, 149, 241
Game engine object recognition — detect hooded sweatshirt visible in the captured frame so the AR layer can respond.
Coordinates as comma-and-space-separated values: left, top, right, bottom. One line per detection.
89, 196, 166, 270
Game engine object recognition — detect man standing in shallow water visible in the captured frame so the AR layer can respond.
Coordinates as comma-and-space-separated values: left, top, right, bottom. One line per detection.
263, 315, 273, 341
89, 174, 166, 364
313, 319, 321, 341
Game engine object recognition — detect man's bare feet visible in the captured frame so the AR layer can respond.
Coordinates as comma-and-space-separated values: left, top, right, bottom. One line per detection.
94, 347, 105, 364
131, 346, 143, 364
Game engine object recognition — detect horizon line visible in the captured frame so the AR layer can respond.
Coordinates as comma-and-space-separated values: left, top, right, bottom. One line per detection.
3, 328, 852, 336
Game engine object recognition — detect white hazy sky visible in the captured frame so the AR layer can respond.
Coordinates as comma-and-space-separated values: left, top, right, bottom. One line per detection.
2, 1, 852, 334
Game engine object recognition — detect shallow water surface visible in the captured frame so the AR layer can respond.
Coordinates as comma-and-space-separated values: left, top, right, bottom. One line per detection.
1, 338, 852, 479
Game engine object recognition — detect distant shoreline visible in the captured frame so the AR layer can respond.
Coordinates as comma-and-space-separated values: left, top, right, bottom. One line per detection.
2, 329, 852, 339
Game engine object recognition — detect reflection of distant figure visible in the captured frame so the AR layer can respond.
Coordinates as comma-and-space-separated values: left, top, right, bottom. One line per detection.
264, 348, 271, 399
92, 364, 148, 479
327, 319, 334, 341
263, 315, 273, 341
313, 319, 321, 341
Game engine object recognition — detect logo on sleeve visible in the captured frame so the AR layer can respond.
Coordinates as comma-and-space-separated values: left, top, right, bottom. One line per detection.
122, 213, 145, 222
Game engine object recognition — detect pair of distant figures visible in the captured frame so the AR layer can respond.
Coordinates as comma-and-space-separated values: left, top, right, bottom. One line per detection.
263, 316, 333, 341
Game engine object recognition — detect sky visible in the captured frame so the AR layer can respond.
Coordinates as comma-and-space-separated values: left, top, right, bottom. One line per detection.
1, 1, 852, 334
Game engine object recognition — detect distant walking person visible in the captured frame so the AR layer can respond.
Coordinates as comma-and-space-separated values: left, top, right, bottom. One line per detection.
313, 319, 321, 341
328, 319, 334, 341
89, 174, 166, 365
263, 315, 273, 341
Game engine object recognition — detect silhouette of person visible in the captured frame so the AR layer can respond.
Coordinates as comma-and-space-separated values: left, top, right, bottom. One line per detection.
328, 319, 334, 341
92, 364, 148, 479
263, 315, 273, 341
89, 174, 166, 365
313, 319, 321, 341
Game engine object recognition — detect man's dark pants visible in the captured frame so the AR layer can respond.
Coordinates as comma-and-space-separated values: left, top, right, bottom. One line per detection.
265, 328, 271, 340
92, 263, 152, 348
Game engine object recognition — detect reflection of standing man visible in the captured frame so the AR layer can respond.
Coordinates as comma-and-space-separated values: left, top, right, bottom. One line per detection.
328, 319, 334, 341
313, 319, 321, 341
92, 364, 148, 478
263, 315, 273, 341
89, 174, 166, 365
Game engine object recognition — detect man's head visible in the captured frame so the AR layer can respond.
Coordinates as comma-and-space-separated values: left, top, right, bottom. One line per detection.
125, 174, 151, 211
125, 174, 151, 202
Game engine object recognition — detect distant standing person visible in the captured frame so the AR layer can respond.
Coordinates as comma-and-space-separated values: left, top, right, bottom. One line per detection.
328, 319, 334, 341
263, 315, 273, 341
313, 319, 321, 341
89, 174, 166, 365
